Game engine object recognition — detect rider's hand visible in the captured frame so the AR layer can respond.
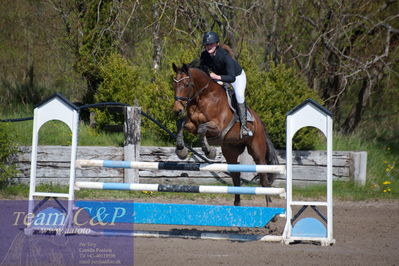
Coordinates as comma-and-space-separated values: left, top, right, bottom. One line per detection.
210, 72, 221, 80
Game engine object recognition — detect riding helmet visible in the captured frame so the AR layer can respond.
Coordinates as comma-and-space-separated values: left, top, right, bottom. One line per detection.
202, 32, 219, 45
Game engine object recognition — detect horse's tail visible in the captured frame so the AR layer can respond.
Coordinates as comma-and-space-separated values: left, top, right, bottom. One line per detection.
262, 121, 280, 185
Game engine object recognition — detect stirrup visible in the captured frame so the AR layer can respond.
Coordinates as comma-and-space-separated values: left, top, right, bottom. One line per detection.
241, 126, 254, 137
240, 125, 253, 138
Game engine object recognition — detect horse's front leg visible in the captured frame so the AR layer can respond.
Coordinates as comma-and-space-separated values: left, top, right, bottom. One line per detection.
175, 118, 188, 159
197, 121, 219, 159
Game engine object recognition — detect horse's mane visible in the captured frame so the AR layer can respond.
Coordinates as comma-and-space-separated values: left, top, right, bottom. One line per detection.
183, 60, 209, 77
185, 66, 225, 93
187, 60, 209, 76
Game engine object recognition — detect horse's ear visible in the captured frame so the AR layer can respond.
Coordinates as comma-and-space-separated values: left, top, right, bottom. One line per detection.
172, 63, 178, 73
182, 63, 189, 74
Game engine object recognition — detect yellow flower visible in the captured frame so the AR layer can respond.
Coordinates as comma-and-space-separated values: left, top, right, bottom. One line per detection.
383, 181, 391, 185
383, 189, 387, 193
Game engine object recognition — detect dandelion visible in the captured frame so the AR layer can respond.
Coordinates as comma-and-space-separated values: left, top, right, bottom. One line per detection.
383, 181, 391, 185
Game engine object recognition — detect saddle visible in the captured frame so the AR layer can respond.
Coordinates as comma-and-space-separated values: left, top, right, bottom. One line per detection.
207, 83, 254, 145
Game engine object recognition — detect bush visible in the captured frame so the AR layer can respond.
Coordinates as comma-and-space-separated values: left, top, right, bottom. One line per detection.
94, 53, 176, 141
95, 45, 324, 149
0, 123, 18, 186
240, 51, 323, 149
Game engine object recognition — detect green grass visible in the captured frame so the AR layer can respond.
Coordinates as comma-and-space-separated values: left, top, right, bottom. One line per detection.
313, 131, 399, 197
0, 183, 239, 201
293, 181, 399, 201
2, 181, 399, 201
1, 107, 173, 147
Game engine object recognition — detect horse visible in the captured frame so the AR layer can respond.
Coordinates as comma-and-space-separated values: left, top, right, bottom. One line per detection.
171, 63, 279, 206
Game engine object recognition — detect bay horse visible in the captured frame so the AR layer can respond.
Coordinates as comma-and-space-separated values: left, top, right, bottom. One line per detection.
172, 63, 279, 206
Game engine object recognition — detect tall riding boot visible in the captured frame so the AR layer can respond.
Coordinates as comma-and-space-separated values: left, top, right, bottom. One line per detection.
238, 103, 253, 138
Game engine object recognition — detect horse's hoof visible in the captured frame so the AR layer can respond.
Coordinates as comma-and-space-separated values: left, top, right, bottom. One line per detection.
206, 146, 216, 159
176, 147, 188, 160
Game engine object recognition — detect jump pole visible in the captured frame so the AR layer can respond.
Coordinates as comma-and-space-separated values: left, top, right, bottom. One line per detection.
76, 159, 286, 174
75, 181, 286, 196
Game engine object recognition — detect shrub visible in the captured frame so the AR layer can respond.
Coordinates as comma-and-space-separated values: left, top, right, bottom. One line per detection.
0, 123, 18, 186
95, 45, 324, 149
94, 53, 176, 141
240, 50, 323, 149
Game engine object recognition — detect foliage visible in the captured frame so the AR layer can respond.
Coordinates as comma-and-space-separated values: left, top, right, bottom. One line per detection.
0, 123, 18, 186
73, 0, 122, 103
0, 0, 397, 163
241, 49, 323, 149
95, 41, 323, 149
330, 131, 399, 194
0, 0, 85, 105
94, 53, 176, 141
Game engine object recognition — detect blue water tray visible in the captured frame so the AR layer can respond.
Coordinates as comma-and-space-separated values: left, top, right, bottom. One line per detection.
76, 201, 285, 228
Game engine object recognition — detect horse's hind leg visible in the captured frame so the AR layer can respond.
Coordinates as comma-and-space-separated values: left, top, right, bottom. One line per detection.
246, 137, 273, 206
222, 144, 245, 206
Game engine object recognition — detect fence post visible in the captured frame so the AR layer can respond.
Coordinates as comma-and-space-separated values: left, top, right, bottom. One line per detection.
124, 105, 141, 183
351, 151, 367, 186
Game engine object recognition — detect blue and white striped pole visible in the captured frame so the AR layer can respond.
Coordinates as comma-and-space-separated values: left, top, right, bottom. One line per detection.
76, 160, 286, 174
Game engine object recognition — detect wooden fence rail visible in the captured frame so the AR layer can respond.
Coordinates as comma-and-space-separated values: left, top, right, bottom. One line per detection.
15, 145, 367, 186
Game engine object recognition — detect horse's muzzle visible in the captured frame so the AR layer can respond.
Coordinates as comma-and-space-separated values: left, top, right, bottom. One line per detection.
173, 101, 186, 118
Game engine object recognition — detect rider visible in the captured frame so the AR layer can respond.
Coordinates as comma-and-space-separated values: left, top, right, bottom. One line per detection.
199, 31, 253, 137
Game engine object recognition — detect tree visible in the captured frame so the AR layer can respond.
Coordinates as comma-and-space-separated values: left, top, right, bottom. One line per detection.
262, 0, 399, 134
46, 0, 138, 103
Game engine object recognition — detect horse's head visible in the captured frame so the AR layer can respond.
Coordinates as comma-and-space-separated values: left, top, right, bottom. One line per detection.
172, 63, 193, 118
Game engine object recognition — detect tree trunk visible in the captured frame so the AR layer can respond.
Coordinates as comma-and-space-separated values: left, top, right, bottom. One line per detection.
152, 2, 162, 71
340, 78, 370, 134
264, 0, 279, 64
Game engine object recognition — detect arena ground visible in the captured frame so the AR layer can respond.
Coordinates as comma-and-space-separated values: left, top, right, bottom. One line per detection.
133, 198, 399, 266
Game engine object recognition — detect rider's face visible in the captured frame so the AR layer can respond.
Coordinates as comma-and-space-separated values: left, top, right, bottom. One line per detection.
205, 42, 218, 55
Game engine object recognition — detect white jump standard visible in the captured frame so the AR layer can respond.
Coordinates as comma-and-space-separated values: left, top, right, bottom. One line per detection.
26, 93, 335, 246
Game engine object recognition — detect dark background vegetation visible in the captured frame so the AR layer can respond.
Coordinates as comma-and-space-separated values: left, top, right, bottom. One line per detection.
0, 1, 398, 188
1, 0, 398, 144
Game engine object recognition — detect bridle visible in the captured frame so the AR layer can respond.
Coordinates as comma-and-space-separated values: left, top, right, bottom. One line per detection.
173, 76, 192, 101
173, 70, 211, 104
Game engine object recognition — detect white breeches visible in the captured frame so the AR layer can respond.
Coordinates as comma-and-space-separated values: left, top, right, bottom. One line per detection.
231, 69, 247, 104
